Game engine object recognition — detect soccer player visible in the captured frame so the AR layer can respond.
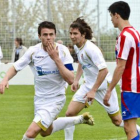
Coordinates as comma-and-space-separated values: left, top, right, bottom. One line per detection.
0, 21, 94, 140
64, 17, 140, 140
103, 1, 140, 140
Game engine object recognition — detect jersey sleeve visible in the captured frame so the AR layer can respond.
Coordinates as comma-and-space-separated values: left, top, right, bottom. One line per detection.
86, 45, 107, 70
13, 47, 33, 71
61, 46, 74, 65
117, 33, 132, 60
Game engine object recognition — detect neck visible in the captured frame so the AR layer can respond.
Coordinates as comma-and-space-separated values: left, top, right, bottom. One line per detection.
118, 20, 131, 31
16, 45, 20, 48
77, 39, 86, 48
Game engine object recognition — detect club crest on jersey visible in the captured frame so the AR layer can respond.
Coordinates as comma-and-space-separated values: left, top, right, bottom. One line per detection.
81, 54, 84, 61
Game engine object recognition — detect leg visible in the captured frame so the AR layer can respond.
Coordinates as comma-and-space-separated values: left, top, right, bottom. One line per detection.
22, 122, 41, 140
40, 112, 94, 137
66, 101, 86, 116
65, 101, 86, 140
124, 118, 138, 140
108, 111, 123, 127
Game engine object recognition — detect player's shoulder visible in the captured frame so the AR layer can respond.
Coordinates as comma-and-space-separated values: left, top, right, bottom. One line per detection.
29, 43, 42, 50
85, 40, 99, 52
56, 43, 69, 52
27, 43, 42, 55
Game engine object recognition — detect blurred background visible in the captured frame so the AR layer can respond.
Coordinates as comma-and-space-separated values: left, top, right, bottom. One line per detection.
0, 0, 140, 62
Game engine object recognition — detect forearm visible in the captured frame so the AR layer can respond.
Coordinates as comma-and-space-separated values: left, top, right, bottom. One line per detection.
91, 68, 108, 92
54, 58, 74, 85
108, 65, 125, 91
3, 66, 17, 82
74, 63, 83, 82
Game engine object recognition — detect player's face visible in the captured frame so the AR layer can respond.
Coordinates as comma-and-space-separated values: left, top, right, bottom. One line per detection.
39, 28, 56, 47
110, 13, 119, 28
69, 28, 85, 47
15, 40, 19, 48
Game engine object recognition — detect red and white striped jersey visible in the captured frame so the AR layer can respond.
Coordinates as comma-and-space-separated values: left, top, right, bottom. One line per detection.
116, 26, 140, 93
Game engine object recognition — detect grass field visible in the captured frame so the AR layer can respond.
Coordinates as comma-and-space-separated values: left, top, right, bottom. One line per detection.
0, 85, 137, 140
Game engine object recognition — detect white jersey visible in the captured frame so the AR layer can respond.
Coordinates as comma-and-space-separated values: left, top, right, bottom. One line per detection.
14, 43, 73, 98
74, 40, 108, 90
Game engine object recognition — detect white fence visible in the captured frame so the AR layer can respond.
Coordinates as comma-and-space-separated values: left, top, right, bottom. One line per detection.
0, 62, 116, 85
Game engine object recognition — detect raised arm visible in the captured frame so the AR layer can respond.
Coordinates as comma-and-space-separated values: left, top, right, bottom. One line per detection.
46, 42, 74, 85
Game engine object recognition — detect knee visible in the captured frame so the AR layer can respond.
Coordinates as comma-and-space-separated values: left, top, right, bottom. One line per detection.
65, 111, 76, 117
112, 119, 122, 127
40, 125, 53, 137
25, 131, 36, 138
40, 131, 51, 137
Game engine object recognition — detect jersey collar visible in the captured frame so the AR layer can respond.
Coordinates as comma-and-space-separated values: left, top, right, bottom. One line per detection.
79, 39, 87, 50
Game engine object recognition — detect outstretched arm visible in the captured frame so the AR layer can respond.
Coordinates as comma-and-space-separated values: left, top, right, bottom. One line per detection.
0, 66, 17, 94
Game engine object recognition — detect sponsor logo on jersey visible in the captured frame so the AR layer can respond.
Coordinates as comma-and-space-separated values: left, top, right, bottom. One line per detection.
35, 56, 45, 58
82, 64, 92, 70
36, 66, 59, 76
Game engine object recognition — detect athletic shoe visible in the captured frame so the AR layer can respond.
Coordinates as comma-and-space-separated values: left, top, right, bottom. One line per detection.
81, 112, 94, 125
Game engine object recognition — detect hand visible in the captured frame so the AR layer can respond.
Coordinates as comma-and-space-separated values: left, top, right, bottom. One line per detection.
84, 90, 96, 104
71, 81, 79, 92
0, 80, 9, 94
103, 89, 111, 106
45, 42, 59, 61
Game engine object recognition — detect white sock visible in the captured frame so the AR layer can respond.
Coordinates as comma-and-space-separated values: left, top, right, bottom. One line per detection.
64, 126, 75, 140
119, 120, 124, 127
136, 124, 140, 135
22, 135, 35, 140
51, 116, 82, 134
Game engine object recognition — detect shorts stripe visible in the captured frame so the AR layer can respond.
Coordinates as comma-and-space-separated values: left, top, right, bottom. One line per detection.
108, 111, 120, 117
121, 92, 130, 112
37, 121, 47, 131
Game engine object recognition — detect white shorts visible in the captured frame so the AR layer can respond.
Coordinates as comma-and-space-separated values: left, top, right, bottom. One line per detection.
72, 83, 119, 115
33, 94, 66, 131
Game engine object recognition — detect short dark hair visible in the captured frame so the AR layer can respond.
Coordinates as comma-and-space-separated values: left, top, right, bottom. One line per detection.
70, 17, 93, 40
108, 1, 130, 20
38, 21, 56, 35
15, 38, 23, 45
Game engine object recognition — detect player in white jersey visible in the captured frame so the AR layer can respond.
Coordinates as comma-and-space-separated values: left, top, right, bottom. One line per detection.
64, 17, 140, 140
0, 21, 94, 140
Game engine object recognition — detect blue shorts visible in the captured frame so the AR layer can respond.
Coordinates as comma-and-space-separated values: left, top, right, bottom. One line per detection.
121, 92, 140, 120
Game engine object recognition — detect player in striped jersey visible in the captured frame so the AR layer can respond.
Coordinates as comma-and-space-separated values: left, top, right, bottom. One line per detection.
104, 1, 140, 140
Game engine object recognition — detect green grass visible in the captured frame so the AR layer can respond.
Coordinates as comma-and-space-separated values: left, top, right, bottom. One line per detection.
0, 85, 138, 140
